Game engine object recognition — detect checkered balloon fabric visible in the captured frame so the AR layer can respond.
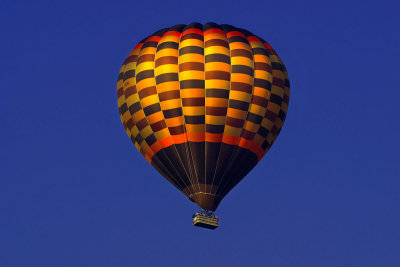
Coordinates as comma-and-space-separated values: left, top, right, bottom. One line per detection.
117, 22, 290, 211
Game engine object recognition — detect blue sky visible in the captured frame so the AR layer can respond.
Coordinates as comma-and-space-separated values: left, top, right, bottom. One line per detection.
1, 1, 399, 266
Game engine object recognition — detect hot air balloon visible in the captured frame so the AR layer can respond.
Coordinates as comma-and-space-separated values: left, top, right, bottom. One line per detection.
117, 22, 290, 229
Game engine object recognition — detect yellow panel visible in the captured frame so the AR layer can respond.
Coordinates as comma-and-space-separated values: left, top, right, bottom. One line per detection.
269, 54, 281, 62
284, 85, 290, 97
179, 70, 204, 80
160, 35, 180, 43
281, 103, 288, 113
136, 61, 155, 71
231, 74, 253, 85
132, 110, 145, 123
126, 94, 140, 108
243, 121, 258, 132
185, 124, 204, 133
227, 108, 247, 119
117, 97, 125, 107
272, 69, 285, 79
230, 42, 250, 50
139, 47, 156, 55
275, 119, 283, 129
139, 142, 149, 154
141, 125, 153, 138
131, 126, 139, 137
125, 61, 137, 70
156, 49, 178, 58
180, 89, 204, 98
180, 38, 203, 48
261, 119, 274, 130
137, 80, 156, 91
253, 54, 269, 63
206, 98, 228, 107
179, 54, 203, 63
253, 87, 269, 98
155, 64, 179, 75
204, 63, 230, 72
229, 90, 252, 102
224, 125, 242, 136
147, 111, 164, 123
182, 106, 205, 115
231, 57, 253, 66
154, 128, 170, 140
253, 134, 265, 145
249, 105, 266, 116
205, 46, 230, 55
134, 142, 141, 151
271, 85, 285, 97
204, 32, 226, 40
155, 81, 179, 93
206, 115, 226, 125
266, 133, 274, 144
140, 95, 159, 108
254, 70, 268, 79
249, 42, 266, 49
122, 112, 131, 123
165, 116, 185, 127
160, 99, 181, 110
123, 78, 136, 89
267, 102, 281, 114
204, 80, 230, 88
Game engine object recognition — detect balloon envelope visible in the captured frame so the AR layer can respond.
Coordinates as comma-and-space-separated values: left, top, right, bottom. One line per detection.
117, 22, 290, 211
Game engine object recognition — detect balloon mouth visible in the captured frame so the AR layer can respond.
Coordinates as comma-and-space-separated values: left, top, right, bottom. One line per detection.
189, 193, 222, 212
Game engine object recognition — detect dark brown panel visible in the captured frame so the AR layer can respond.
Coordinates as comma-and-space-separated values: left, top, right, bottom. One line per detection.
241, 129, 256, 140
150, 120, 167, 132
230, 49, 253, 59
179, 46, 204, 55
254, 62, 271, 71
169, 125, 186, 135
155, 73, 179, 84
225, 116, 245, 128
125, 86, 137, 97
124, 55, 138, 64
205, 54, 230, 64
180, 79, 205, 89
231, 65, 254, 76
155, 56, 178, 67
246, 112, 263, 124
179, 62, 204, 72
206, 89, 229, 98
229, 99, 250, 111
138, 86, 157, 99
205, 71, 230, 80
128, 102, 141, 115
137, 54, 155, 65
206, 124, 225, 133
182, 98, 205, 106
163, 107, 183, 118
136, 69, 154, 82
264, 110, 277, 121
156, 42, 179, 51
180, 33, 204, 42
230, 82, 253, 94
184, 115, 205, 124
158, 90, 180, 101
206, 106, 227, 116
205, 39, 229, 48
251, 95, 268, 107
136, 118, 148, 131
143, 103, 162, 116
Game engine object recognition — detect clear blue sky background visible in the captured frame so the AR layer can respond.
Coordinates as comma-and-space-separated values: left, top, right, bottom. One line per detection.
1, 1, 399, 266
